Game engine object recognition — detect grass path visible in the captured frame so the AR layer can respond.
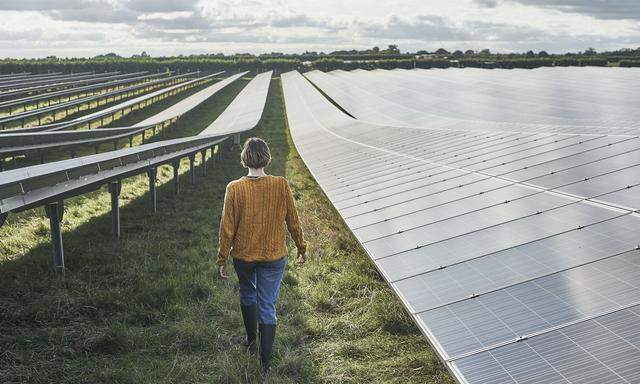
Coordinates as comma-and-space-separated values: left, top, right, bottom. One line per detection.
0, 78, 453, 383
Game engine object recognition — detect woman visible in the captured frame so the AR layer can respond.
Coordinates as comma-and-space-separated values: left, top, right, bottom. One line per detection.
216, 137, 306, 372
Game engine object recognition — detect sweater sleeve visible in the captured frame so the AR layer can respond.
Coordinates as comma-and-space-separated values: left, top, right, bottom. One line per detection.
216, 183, 237, 266
284, 179, 307, 255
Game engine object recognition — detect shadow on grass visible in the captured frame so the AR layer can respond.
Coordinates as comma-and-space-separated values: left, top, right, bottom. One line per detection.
0, 79, 320, 383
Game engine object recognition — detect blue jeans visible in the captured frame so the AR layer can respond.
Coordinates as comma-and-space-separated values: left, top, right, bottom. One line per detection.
233, 257, 286, 324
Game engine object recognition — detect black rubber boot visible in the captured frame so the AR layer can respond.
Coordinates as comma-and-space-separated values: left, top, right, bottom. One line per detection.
240, 304, 258, 351
259, 323, 276, 373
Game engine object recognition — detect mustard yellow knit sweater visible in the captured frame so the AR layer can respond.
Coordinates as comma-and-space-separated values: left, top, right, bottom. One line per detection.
216, 175, 306, 266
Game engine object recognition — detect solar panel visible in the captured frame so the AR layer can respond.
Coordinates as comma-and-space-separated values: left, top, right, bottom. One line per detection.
282, 69, 640, 384
0, 71, 272, 215
134, 72, 246, 127
305, 68, 640, 136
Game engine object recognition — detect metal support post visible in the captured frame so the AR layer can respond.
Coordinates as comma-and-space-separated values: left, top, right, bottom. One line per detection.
189, 154, 196, 185
148, 168, 157, 213
200, 150, 207, 176
173, 160, 180, 195
109, 181, 122, 238
44, 201, 65, 271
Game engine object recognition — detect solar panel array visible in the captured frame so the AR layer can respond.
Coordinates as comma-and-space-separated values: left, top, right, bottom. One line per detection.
0, 71, 269, 214
1, 71, 271, 270
282, 68, 640, 384
0, 72, 246, 161
0, 71, 162, 111
0, 71, 208, 133
0, 73, 188, 128
305, 67, 640, 136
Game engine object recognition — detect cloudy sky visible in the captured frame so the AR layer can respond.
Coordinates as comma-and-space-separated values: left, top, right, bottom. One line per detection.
1, 0, 639, 58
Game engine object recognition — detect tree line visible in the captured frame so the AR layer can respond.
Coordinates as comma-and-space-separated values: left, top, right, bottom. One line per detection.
2, 44, 639, 74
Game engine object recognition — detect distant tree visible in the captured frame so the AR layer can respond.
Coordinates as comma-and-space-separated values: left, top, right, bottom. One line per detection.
479, 48, 491, 56
538, 50, 549, 57
452, 50, 464, 58
131, 51, 150, 59
95, 52, 120, 59
372, 46, 380, 53
435, 48, 450, 55
526, 50, 535, 57
585, 47, 597, 55
386, 44, 400, 54
416, 50, 429, 55
465, 49, 475, 55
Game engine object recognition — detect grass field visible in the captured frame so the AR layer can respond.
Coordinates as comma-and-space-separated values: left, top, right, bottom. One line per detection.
0, 78, 453, 383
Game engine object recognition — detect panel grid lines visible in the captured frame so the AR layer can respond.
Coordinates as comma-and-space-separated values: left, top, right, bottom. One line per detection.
283, 68, 640, 384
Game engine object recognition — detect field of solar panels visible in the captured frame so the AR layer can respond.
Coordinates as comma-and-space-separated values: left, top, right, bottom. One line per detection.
287, 67, 640, 384
1, 66, 639, 383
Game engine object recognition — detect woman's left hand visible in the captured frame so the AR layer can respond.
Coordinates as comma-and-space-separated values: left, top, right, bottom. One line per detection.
219, 265, 230, 279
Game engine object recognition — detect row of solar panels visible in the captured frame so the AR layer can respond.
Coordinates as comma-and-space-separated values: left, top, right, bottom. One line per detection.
0, 71, 166, 111
282, 69, 640, 384
0, 72, 153, 100
0, 72, 34, 79
0, 71, 272, 269
0, 71, 147, 99
0, 71, 202, 128
305, 67, 640, 136
6, 72, 212, 133
0, 72, 244, 164
0, 71, 102, 90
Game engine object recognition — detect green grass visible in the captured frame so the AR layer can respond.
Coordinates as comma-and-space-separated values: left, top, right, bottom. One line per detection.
0, 78, 453, 383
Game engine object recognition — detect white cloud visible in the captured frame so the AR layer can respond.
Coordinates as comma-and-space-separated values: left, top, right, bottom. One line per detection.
0, 0, 638, 58
137, 12, 195, 21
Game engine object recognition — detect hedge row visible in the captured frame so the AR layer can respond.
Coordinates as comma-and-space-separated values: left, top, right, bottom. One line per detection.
307, 58, 452, 71
619, 60, 640, 67
0, 56, 617, 75
0, 58, 301, 75
459, 57, 609, 69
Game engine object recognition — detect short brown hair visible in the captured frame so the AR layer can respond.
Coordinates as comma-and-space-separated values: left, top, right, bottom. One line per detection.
240, 137, 271, 169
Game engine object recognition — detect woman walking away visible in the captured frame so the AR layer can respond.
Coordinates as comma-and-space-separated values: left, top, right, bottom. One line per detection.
216, 137, 307, 373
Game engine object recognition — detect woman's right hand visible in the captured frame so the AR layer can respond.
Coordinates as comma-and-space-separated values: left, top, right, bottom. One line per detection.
219, 265, 230, 280
296, 251, 306, 265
